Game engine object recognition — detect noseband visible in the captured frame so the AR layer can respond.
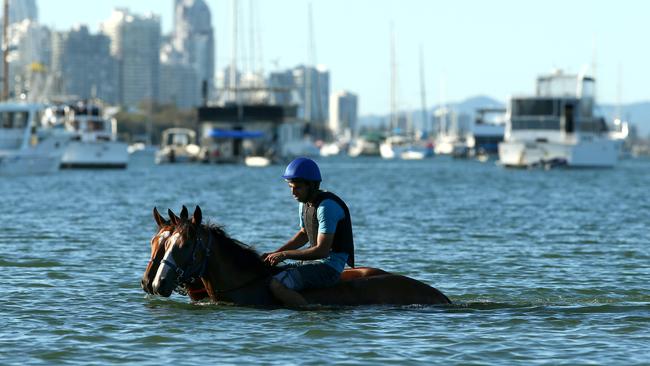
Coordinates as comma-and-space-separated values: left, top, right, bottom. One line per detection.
162, 226, 213, 294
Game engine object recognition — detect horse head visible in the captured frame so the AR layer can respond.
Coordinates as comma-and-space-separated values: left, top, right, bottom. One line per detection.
141, 206, 187, 294
152, 205, 210, 297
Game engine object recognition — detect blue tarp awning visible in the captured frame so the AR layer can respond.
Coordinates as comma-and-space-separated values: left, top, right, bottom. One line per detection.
208, 129, 265, 139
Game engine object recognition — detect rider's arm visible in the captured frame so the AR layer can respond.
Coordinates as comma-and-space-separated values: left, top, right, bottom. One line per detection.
262, 228, 308, 262
276, 228, 309, 252
281, 232, 334, 261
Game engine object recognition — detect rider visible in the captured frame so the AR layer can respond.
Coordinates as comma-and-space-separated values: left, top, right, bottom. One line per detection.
263, 157, 355, 307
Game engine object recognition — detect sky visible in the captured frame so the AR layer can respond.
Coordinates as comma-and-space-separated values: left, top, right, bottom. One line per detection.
37, 0, 650, 116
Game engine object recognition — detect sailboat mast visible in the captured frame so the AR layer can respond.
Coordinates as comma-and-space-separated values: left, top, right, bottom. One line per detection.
390, 23, 397, 132
230, 0, 239, 104
304, 2, 317, 123
2, 0, 9, 100
419, 45, 427, 135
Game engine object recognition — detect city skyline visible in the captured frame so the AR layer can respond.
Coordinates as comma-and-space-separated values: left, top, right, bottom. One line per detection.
33, 0, 650, 115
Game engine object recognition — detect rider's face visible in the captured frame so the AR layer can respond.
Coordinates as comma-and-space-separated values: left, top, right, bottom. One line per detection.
287, 180, 313, 203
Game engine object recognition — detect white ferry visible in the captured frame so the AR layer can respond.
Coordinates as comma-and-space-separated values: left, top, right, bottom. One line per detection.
0, 102, 69, 175
499, 70, 619, 168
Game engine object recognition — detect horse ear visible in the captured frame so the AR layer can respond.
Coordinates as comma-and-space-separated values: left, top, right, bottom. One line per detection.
168, 209, 180, 226
180, 205, 189, 221
192, 205, 202, 225
153, 207, 168, 227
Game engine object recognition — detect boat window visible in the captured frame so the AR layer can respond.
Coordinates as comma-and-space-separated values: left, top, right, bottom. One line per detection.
172, 134, 190, 145
15, 112, 28, 128
89, 121, 104, 131
0, 112, 29, 129
0, 112, 9, 128
511, 118, 560, 130
512, 99, 557, 116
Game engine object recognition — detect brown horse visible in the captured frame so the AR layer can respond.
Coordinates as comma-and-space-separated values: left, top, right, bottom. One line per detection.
141, 207, 387, 301
141, 207, 209, 301
151, 206, 451, 307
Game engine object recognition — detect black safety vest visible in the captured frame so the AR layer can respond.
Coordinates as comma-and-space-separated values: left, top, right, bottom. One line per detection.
302, 191, 355, 268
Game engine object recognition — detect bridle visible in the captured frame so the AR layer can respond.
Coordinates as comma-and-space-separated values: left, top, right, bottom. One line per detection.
162, 225, 213, 294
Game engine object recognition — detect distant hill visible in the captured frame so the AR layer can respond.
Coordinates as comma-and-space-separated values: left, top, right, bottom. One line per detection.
358, 95, 505, 132
359, 95, 650, 137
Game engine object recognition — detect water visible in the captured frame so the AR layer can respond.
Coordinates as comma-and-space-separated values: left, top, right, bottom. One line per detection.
1, 156, 649, 365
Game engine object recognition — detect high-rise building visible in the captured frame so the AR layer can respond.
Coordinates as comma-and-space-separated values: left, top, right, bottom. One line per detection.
8, 0, 37, 24
101, 8, 161, 108
267, 65, 330, 128
159, 44, 199, 109
51, 25, 117, 103
329, 90, 358, 137
268, 69, 295, 107
172, 0, 215, 100
5, 19, 51, 100
292, 65, 330, 124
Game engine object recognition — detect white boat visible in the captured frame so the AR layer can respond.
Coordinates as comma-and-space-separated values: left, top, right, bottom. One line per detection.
433, 107, 472, 156
244, 156, 272, 167
379, 135, 430, 160
319, 142, 341, 157
0, 102, 69, 175
348, 135, 381, 157
58, 103, 129, 169
499, 70, 619, 168
155, 128, 202, 164
463, 108, 506, 160
379, 29, 430, 161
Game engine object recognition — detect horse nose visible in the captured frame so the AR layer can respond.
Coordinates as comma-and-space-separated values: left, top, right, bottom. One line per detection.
152, 278, 173, 297
141, 277, 151, 294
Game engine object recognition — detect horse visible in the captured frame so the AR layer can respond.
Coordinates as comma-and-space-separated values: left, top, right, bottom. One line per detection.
151, 206, 451, 307
141, 207, 388, 301
141, 207, 210, 301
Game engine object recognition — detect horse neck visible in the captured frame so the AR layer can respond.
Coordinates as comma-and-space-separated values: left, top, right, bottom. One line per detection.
202, 228, 270, 301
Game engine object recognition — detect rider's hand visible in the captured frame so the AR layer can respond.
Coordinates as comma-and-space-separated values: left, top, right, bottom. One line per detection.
264, 252, 286, 266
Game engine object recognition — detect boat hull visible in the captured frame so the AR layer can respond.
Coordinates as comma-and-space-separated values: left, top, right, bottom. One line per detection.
498, 138, 618, 168
60, 141, 129, 169
0, 150, 62, 175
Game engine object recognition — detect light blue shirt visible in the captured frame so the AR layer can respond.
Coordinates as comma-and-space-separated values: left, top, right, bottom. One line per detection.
298, 199, 348, 272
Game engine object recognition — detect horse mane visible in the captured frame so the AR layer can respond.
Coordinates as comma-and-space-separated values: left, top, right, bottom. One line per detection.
202, 222, 271, 276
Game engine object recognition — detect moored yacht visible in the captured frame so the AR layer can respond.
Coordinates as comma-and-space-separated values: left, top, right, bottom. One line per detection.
58, 102, 129, 169
498, 70, 619, 168
379, 135, 431, 160
0, 102, 69, 175
155, 128, 202, 164
465, 107, 506, 160
433, 107, 471, 156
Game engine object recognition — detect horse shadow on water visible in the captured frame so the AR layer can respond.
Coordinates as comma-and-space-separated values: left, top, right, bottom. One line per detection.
141, 206, 451, 309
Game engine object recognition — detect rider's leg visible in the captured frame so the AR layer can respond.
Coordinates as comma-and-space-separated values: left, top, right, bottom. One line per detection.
269, 278, 308, 307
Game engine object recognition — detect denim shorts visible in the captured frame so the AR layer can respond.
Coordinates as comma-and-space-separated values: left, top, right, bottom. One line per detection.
273, 262, 341, 291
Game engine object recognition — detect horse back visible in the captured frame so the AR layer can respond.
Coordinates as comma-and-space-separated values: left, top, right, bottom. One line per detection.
301, 274, 451, 306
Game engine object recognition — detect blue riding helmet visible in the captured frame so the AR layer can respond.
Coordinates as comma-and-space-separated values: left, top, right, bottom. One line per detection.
282, 157, 322, 182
